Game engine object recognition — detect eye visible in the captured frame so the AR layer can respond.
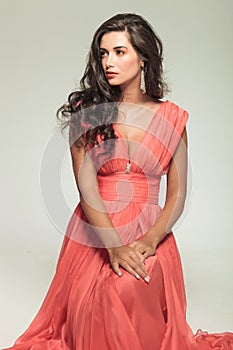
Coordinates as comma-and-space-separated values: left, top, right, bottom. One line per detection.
116, 50, 125, 55
100, 50, 107, 58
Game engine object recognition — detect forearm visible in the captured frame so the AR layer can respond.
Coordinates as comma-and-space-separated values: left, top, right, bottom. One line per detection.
79, 186, 123, 248
146, 193, 186, 247
72, 148, 123, 249
146, 127, 188, 247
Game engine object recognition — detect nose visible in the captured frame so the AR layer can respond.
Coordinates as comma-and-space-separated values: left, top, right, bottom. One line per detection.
106, 53, 114, 68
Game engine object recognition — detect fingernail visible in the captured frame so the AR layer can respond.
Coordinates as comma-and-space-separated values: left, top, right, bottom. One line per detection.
135, 274, 140, 279
144, 276, 150, 283
118, 272, 122, 277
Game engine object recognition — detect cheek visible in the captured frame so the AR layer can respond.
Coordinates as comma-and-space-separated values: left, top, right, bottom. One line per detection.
101, 58, 106, 68
120, 56, 140, 72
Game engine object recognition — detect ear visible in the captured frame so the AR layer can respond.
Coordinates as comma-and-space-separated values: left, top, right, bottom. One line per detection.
140, 61, 144, 68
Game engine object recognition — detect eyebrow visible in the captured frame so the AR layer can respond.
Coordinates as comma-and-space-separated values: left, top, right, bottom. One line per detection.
100, 46, 128, 50
113, 46, 128, 49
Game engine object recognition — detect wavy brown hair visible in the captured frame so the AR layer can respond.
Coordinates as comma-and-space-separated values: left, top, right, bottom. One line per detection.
57, 13, 169, 152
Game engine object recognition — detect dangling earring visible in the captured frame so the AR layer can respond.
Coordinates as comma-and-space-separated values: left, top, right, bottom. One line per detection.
140, 67, 146, 94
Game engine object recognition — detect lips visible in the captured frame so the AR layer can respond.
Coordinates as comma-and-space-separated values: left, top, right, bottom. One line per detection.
106, 71, 118, 78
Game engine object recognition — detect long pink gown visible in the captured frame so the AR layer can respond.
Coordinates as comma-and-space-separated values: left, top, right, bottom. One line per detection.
4, 100, 233, 349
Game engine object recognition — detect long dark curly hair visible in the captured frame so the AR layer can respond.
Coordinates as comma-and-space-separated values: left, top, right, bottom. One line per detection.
57, 13, 169, 153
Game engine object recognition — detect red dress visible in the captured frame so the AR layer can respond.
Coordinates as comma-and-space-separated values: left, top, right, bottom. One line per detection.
4, 100, 233, 349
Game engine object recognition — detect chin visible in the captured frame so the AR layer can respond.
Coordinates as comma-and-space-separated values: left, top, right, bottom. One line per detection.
108, 81, 120, 87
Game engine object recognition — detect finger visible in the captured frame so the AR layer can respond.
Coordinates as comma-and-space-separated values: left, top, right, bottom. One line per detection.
132, 251, 148, 268
142, 251, 150, 259
134, 250, 147, 267
129, 257, 149, 278
143, 248, 156, 259
128, 260, 150, 283
111, 262, 122, 277
135, 250, 145, 263
120, 259, 150, 283
119, 261, 141, 279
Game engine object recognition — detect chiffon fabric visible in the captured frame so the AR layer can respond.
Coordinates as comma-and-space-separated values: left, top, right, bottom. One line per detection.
4, 100, 233, 349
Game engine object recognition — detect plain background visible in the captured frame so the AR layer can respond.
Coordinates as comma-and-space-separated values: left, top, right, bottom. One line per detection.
1, 0, 232, 348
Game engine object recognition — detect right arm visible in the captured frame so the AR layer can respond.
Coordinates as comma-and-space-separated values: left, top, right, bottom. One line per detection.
69, 131, 150, 282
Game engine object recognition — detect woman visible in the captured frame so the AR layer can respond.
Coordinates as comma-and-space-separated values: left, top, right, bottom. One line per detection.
4, 13, 233, 350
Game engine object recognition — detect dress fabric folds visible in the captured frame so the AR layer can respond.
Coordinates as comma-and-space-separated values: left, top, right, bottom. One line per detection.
4, 100, 233, 350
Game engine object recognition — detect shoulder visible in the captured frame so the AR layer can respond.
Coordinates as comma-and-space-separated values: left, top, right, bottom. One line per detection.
164, 99, 189, 115
164, 100, 189, 135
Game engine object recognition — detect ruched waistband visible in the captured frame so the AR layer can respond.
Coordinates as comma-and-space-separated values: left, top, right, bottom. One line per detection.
97, 173, 160, 204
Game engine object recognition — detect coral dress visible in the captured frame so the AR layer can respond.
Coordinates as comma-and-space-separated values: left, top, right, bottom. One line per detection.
4, 100, 233, 349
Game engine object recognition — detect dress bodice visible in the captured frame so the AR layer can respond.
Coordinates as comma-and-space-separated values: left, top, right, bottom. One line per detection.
65, 100, 189, 247
87, 100, 189, 207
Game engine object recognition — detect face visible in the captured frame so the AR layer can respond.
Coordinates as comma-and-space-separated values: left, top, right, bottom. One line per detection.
99, 31, 143, 91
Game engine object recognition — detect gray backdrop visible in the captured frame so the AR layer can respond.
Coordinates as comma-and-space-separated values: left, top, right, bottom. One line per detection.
1, 0, 232, 347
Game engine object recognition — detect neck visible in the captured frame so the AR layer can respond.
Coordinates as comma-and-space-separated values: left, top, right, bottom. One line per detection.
119, 73, 148, 104
121, 87, 148, 104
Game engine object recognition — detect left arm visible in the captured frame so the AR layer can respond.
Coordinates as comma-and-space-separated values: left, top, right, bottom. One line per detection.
129, 127, 188, 258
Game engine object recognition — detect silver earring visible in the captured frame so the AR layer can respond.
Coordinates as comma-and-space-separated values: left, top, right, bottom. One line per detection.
140, 68, 146, 94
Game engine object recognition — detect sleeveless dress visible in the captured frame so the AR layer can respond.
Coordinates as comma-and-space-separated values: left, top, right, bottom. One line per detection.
4, 100, 233, 349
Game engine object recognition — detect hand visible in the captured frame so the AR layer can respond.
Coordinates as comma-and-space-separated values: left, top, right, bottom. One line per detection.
128, 233, 157, 260
107, 245, 150, 283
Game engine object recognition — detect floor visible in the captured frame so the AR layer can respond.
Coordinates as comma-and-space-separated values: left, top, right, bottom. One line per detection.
1, 237, 232, 349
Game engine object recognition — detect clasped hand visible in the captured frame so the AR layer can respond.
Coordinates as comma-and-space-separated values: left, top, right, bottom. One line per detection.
107, 234, 157, 283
